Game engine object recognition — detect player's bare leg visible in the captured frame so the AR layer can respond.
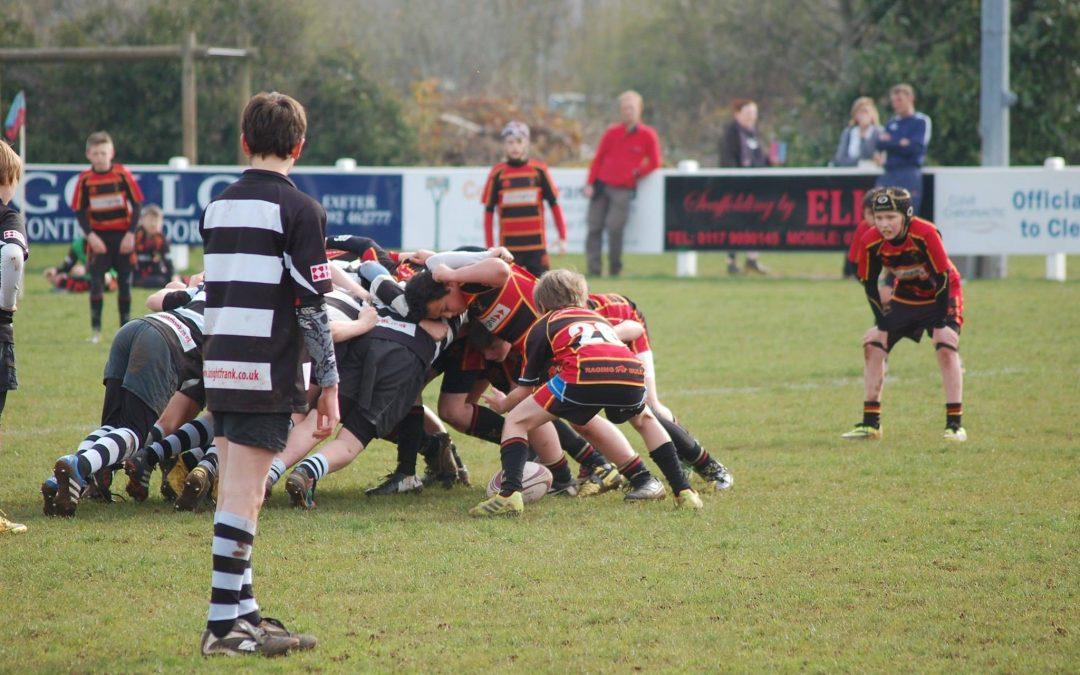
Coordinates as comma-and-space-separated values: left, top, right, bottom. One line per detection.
638, 351, 674, 422
627, 407, 701, 509
843, 327, 887, 440
263, 411, 320, 503
285, 428, 365, 509
933, 326, 966, 441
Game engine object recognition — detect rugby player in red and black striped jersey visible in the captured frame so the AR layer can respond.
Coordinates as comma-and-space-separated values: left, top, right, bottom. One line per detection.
843, 187, 966, 442
473, 269, 702, 516
587, 292, 733, 491
481, 121, 567, 277
406, 249, 669, 500
72, 131, 144, 342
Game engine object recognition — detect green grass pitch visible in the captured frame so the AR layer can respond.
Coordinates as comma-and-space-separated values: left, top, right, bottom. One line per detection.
1, 247, 1077, 671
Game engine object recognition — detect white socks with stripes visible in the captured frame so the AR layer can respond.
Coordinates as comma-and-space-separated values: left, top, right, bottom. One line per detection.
295, 453, 329, 482
78, 427, 139, 475
266, 458, 287, 487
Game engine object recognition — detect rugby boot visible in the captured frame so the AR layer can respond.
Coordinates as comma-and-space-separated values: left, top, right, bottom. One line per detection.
199, 619, 298, 657
547, 479, 579, 497
259, 618, 317, 651
675, 489, 704, 510
841, 423, 882, 440
85, 467, 116, 503
365, 472, 423, 496
123, 449, 156, 502
175, 466, 212, 512
162, 454, 191, 503
468, 491, 524, 518
623, 476, 666, 502
577, 463, 624, 497
696, 460, 734, 492
943, 426, 968, 442
41, 476, 59, 517
52, 455, 87, 517
285, 471, 318, 510
0, 510, 26, 535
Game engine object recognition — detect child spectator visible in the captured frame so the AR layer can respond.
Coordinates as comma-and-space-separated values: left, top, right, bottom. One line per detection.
131, 204, 176, 288
72, 131, 143, 343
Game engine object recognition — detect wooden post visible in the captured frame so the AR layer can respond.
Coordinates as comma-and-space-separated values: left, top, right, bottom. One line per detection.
181, 32, 198, 164
236, 34, 252, 164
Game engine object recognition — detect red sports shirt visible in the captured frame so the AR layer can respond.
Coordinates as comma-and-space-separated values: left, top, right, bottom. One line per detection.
482, 158, 566, 251
460, 263, 541, 349
71, 163, 144, 232
856, 216, 963, 324
586, 123, 662, 189
586, 292, 651, 354
519, 307, 645, 389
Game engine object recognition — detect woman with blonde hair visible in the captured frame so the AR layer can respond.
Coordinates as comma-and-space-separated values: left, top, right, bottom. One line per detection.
831, 96, 882, 167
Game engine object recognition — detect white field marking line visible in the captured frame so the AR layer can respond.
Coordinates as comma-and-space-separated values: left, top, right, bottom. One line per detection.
666, 366, 1030, 398
3, 422, 98, 440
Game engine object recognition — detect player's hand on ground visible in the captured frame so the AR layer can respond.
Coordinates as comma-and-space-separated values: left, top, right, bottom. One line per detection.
482, 388, 509, 414
119, 232, 135, 254
314, 384, 339, 439
87, 232, 107, 254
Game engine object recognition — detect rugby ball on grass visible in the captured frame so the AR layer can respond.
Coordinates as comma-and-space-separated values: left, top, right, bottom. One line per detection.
486, 461, 552, 504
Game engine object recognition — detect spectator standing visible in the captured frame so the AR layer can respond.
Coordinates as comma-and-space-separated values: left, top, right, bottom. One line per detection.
584, 90, 662, 278
719, 99, 771, 275
876, 84, 931, 213
832, 97, 883, 167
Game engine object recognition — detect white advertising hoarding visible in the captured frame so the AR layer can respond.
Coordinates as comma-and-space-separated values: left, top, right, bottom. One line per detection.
401, 168, 664, 253
934, 167, 1080, 255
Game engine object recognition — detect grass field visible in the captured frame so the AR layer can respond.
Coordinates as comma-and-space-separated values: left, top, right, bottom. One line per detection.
1, 247, 1078, 672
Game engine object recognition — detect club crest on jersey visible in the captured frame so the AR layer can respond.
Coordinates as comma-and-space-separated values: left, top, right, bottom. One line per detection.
310, 263, 331, 282
481, 303, 511, 331
3, 230, 25, 247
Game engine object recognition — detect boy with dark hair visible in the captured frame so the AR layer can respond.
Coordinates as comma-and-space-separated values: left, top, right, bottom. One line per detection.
481, 121, 567, 277
0, 140, 28, 535
197, 91, 336, 657
843, 187, 966, 442
72, 131, 143, 343
474, 269, 702, 516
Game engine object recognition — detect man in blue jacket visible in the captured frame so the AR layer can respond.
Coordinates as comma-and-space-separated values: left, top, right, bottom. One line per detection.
876, 84, 932, 213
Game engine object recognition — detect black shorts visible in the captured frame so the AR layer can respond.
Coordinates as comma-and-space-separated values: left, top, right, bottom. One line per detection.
212, 411, 292, 452
103, 320, 179, 414
101, 378, 160, 446
885, 300, 961, 351
532, 376, 647, 426
337, 337, 427, 445
0, 342, 17, 392
511, 250, 550, 278
88, 230, 133, 281
438, 343, 481, 395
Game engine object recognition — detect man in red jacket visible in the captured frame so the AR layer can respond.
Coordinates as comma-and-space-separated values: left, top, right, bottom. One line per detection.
584, 91, 662, 277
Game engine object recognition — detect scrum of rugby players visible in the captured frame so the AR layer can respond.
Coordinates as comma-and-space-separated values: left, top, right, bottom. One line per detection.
39, 233, 731, 518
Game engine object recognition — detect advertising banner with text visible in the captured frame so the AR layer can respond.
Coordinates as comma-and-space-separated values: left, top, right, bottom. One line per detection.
664, 172, 934, 252
933, 168, 1080, 254
16, 165, 403, 247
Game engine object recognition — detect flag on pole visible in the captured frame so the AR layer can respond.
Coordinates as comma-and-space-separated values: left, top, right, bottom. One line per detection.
4, 91, 26, 142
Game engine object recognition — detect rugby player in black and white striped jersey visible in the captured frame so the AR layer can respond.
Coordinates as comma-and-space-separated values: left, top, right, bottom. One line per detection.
42, 281, 208, 517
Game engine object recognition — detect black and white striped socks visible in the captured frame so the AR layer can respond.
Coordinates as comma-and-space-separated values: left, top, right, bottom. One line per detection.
148, 415, 214, 464
295, 453, 329, 482
76, 427, 139, 477
207, 511, 260, 638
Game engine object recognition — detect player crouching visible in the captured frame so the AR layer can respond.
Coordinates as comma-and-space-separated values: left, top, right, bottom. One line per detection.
843, 187, 966, 442
472, 269, 703, 517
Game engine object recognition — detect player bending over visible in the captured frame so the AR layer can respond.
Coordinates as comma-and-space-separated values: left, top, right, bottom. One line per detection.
843, 187, 966, 442
473, 269, 703, 517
